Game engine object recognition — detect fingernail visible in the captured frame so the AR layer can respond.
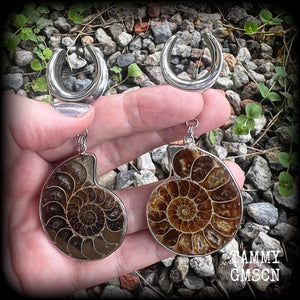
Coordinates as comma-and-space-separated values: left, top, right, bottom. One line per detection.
52, 102, 90, 117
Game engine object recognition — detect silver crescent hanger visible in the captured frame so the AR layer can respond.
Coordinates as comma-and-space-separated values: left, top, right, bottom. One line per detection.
47, 45, 108, 116
160, 32, 223, 92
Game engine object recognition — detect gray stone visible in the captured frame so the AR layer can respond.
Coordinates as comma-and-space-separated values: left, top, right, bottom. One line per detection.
246, 156, 272, 191
158, 268, 172, 295
189, 255, 215, 277
115, 170, 136, 189
213, 76, 233, 90
134, 170, 158, 186
160, 256, 175, 269
145, 66, 165, 85
117, 32, 132, 47
144, 51, 161, 66
117, 53, 135, 67
14, 48, 34, 66
252, 114, 267, 136
54, 17, 71, 33
95, 28, 117, 55
151, 145, 169, 173
139, 286, 161, 299
269, 222, 298, 242
236, 47, 251, 62
67, 53, 87, 69
252, 232, 284, 260
101, 285, 134, 299
61, 36, 74, 48
227, 6, 248, 23
247, 202, 278, 227
74, 79, 92, 91
273, 182, 299, 210
225, 90, 241, 114
62, 76, 76, 91
129, 37, 142, 51
150, 21, 172, 44
2, 73, 23, 90
216, 253, 246, 293
48, 35, 61, 49
169, 256, 189, 283
232, 64, 249, 89
239, 221, 270, 241
183, 271, 205, 290
137, 152, 156, 173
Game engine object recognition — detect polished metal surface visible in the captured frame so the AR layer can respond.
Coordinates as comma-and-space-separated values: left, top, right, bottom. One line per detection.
47, 45, 108, 104
160, 33, 223, 92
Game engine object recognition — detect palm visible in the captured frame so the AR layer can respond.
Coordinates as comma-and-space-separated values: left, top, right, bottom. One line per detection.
3, 86, 244, 297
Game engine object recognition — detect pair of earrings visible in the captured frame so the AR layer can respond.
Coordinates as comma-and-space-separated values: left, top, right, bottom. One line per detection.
40, 33, 242, 260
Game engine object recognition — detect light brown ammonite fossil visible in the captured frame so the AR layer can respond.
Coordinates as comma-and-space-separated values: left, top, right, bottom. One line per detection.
147, 145, 242, 256
40, 154, 127, 260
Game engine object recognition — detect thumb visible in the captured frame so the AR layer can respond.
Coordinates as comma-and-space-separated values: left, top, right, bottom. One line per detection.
5, 95, 95, 152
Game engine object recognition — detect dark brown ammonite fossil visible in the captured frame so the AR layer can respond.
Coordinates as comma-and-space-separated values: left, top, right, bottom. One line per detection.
40, 154, 127, 260
147, 145, 242, 256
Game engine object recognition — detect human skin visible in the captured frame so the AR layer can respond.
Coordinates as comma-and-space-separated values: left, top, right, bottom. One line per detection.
2, 85, 244, 296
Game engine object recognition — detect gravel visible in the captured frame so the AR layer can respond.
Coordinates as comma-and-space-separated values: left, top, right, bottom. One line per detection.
2, 2, 298, 299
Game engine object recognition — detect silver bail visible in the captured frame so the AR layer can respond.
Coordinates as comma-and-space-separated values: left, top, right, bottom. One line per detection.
160, 33, 223, 92
47, 45, 108, 116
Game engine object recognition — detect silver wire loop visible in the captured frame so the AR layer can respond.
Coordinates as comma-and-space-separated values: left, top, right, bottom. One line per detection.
47, 45, 108, 104
77, 129, 88, 154
160, 32, 223, 92
184, 119, 199, 145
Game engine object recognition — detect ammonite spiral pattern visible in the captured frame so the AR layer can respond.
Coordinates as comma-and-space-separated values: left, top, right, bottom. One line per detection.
40, 154, 127, 260
147, 146, 242, 256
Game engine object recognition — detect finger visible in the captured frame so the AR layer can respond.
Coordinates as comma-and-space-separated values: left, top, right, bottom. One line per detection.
88, 84, 204, 143
115, 161, 245, 235
39, 85, 204, 161
5, 94, 95, 152
88, 88, 231, 174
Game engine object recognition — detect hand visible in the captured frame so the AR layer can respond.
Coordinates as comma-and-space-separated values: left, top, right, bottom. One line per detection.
3, 85, 244, 297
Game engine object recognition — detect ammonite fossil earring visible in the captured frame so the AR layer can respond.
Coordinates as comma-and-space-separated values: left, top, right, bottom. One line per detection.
146, 33, 243, 256
40, 46, 127, 260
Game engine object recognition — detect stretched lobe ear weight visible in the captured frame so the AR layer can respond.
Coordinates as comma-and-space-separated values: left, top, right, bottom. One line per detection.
41, 47, 128, 260
160, 33, 223, 92
146, 33, 242, 256
47, 45, 108, 116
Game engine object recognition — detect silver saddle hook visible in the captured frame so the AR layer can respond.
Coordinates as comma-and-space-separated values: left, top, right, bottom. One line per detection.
160, 32, 223, 92
46, 45, 108, 116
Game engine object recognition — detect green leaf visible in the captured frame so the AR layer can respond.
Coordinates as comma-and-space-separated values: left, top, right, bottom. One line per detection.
232, 124, 250, 135
269, 17, 283, 25
68, 9, 83, 24
127, 63, 143, 78
13, 14, 27, 28
260, 9, 273, 22
244, 20, 258, 34
34, 17, 53, 33
33, 77, 48, 92
18, 28, 33, 41
278, 171, 293, 197
257, 82, 269, 98
36, 5, 49, 14
110, 66, 122, 74
236, 114, 248, 125
245, 103, 262, 119
43, 48, 52, 60
278, 152, 290, 168
3, 32, 20, 51
268, 91, 282, 102
275, 66, 287, 77
31, 59, 43, 71
246, 118, 255, 131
